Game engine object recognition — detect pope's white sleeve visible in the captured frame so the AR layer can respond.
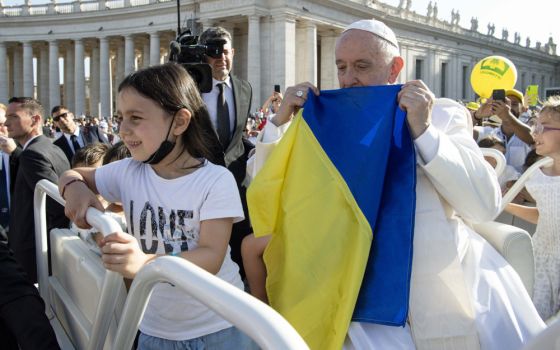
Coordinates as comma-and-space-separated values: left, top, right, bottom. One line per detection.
418, 99, 502, 223
246, 117, 292, 182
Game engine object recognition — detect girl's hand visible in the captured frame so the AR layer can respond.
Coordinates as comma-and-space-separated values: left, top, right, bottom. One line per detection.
59, 170, 105, 229
100, 231, 155, 279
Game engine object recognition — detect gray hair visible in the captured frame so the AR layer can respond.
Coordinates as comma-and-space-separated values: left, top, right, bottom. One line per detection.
199, 26, 232, 45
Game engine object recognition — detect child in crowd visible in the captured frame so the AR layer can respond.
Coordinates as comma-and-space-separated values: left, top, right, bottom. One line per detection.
71, 143, 110, 168
478, 135, 519, 192
58, 63, 255, 349
505, 97, 560, 323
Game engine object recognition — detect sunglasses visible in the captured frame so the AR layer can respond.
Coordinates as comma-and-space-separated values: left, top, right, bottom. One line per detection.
53, 112, 68, 122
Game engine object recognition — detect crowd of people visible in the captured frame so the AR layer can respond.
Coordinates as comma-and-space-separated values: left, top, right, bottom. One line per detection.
0, 18, 558, 350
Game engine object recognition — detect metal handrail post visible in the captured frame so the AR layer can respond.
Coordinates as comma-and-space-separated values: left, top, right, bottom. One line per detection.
34, 179, 126, 350
113, 257, 309, 350
500, 157, 553, 212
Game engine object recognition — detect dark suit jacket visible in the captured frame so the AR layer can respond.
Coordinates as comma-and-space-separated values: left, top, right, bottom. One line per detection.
53, 126, 107, 164
0, 241, 60, 350
221, 76, 254, 278
9, 147, 22, 195
8, 135, 70, 283
227, 75, 253, 185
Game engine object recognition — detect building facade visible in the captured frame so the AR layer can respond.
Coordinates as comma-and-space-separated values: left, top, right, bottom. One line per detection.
1, 0, 559, 118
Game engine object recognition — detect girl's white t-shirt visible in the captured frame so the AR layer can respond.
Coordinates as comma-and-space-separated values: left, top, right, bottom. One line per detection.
96, 158, 245, 340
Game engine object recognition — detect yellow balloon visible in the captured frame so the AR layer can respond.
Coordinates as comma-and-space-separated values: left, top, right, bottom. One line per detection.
470, 56, 517, 99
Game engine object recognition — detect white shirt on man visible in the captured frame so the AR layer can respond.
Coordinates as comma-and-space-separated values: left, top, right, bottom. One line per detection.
62, 127, 85, 153
22, 135, 41, 150
202, 77, 236, 138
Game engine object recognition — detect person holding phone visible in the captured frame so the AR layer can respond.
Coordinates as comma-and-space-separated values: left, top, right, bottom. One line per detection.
475, 89, 534, 172
261, 85, 284, 118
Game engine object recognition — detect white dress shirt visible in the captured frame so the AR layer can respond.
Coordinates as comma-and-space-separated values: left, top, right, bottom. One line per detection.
202, 77, 236, 137
62, 127, 85, 153
22, 135, 41, 150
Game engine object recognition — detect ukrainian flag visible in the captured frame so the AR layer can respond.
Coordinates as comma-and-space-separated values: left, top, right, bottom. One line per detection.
247, 85, 416, 349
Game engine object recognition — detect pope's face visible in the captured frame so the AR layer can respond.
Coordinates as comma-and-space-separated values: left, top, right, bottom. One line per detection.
335, 30, 395, 88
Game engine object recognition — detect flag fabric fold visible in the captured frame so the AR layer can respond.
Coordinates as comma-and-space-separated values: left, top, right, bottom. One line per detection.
247, 85, 416, 349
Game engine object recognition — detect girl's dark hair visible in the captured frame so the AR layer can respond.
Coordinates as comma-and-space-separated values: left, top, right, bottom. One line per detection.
103, 141, 131, 165
118, 62, 224, 166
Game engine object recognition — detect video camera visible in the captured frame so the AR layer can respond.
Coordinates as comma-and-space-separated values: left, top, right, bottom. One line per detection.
169, 30, 225, 93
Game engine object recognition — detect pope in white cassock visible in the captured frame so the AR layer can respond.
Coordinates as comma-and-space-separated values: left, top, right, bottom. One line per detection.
247, 19, 545, 350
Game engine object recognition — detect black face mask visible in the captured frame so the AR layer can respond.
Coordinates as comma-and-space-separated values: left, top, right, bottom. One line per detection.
143, 114, 176, 165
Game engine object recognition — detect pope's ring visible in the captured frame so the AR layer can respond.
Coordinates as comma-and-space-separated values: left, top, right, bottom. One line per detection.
296, 90, 304, 98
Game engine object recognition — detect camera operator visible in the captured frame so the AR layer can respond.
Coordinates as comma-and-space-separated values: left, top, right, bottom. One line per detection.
199, 26, 253, 278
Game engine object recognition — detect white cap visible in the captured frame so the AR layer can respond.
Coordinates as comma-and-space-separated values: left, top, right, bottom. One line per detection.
343, 19, 399, 50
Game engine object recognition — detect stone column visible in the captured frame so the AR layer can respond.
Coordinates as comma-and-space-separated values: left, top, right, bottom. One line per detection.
48, 40, 60, 110
303, 22, 317, 85
427, 49, 436, 92
12, 45, 22, 97
116, 40, 125, 87
124, 34, 134, 76
39, 43, 49, 107
0, 42, 8, 103
74, 38, 85, 116
451, 54, 459, 100
142, 40, 150, 68
397, 44, 406, 83
320, 33, 338, 90
65, 44, 75, 111
149, 32, 160, 66
90, 44, 100, 117
22, 41, 34, 97
272, 15, 296, 89
99, 37, 112, 118
247, 15, 261, 111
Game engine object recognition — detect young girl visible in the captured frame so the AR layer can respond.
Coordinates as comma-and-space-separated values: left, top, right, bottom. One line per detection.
58, 63, 255, 349
506, 96, 560, 323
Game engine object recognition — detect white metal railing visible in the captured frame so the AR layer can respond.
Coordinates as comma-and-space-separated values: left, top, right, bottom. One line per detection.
34, 179, 308, 350
34, 180, 127, 350
113, 256, 309, 350
480, 147, 506, 177
500, 156, 553, 212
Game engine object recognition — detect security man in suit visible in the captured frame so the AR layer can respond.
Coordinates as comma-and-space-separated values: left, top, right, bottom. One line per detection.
5, 97, 70, 283
199, 26, 253, 277
52, 105, 109, 164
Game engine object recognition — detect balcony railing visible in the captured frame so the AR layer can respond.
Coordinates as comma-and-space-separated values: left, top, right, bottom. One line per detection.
1, 0, 170, 16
